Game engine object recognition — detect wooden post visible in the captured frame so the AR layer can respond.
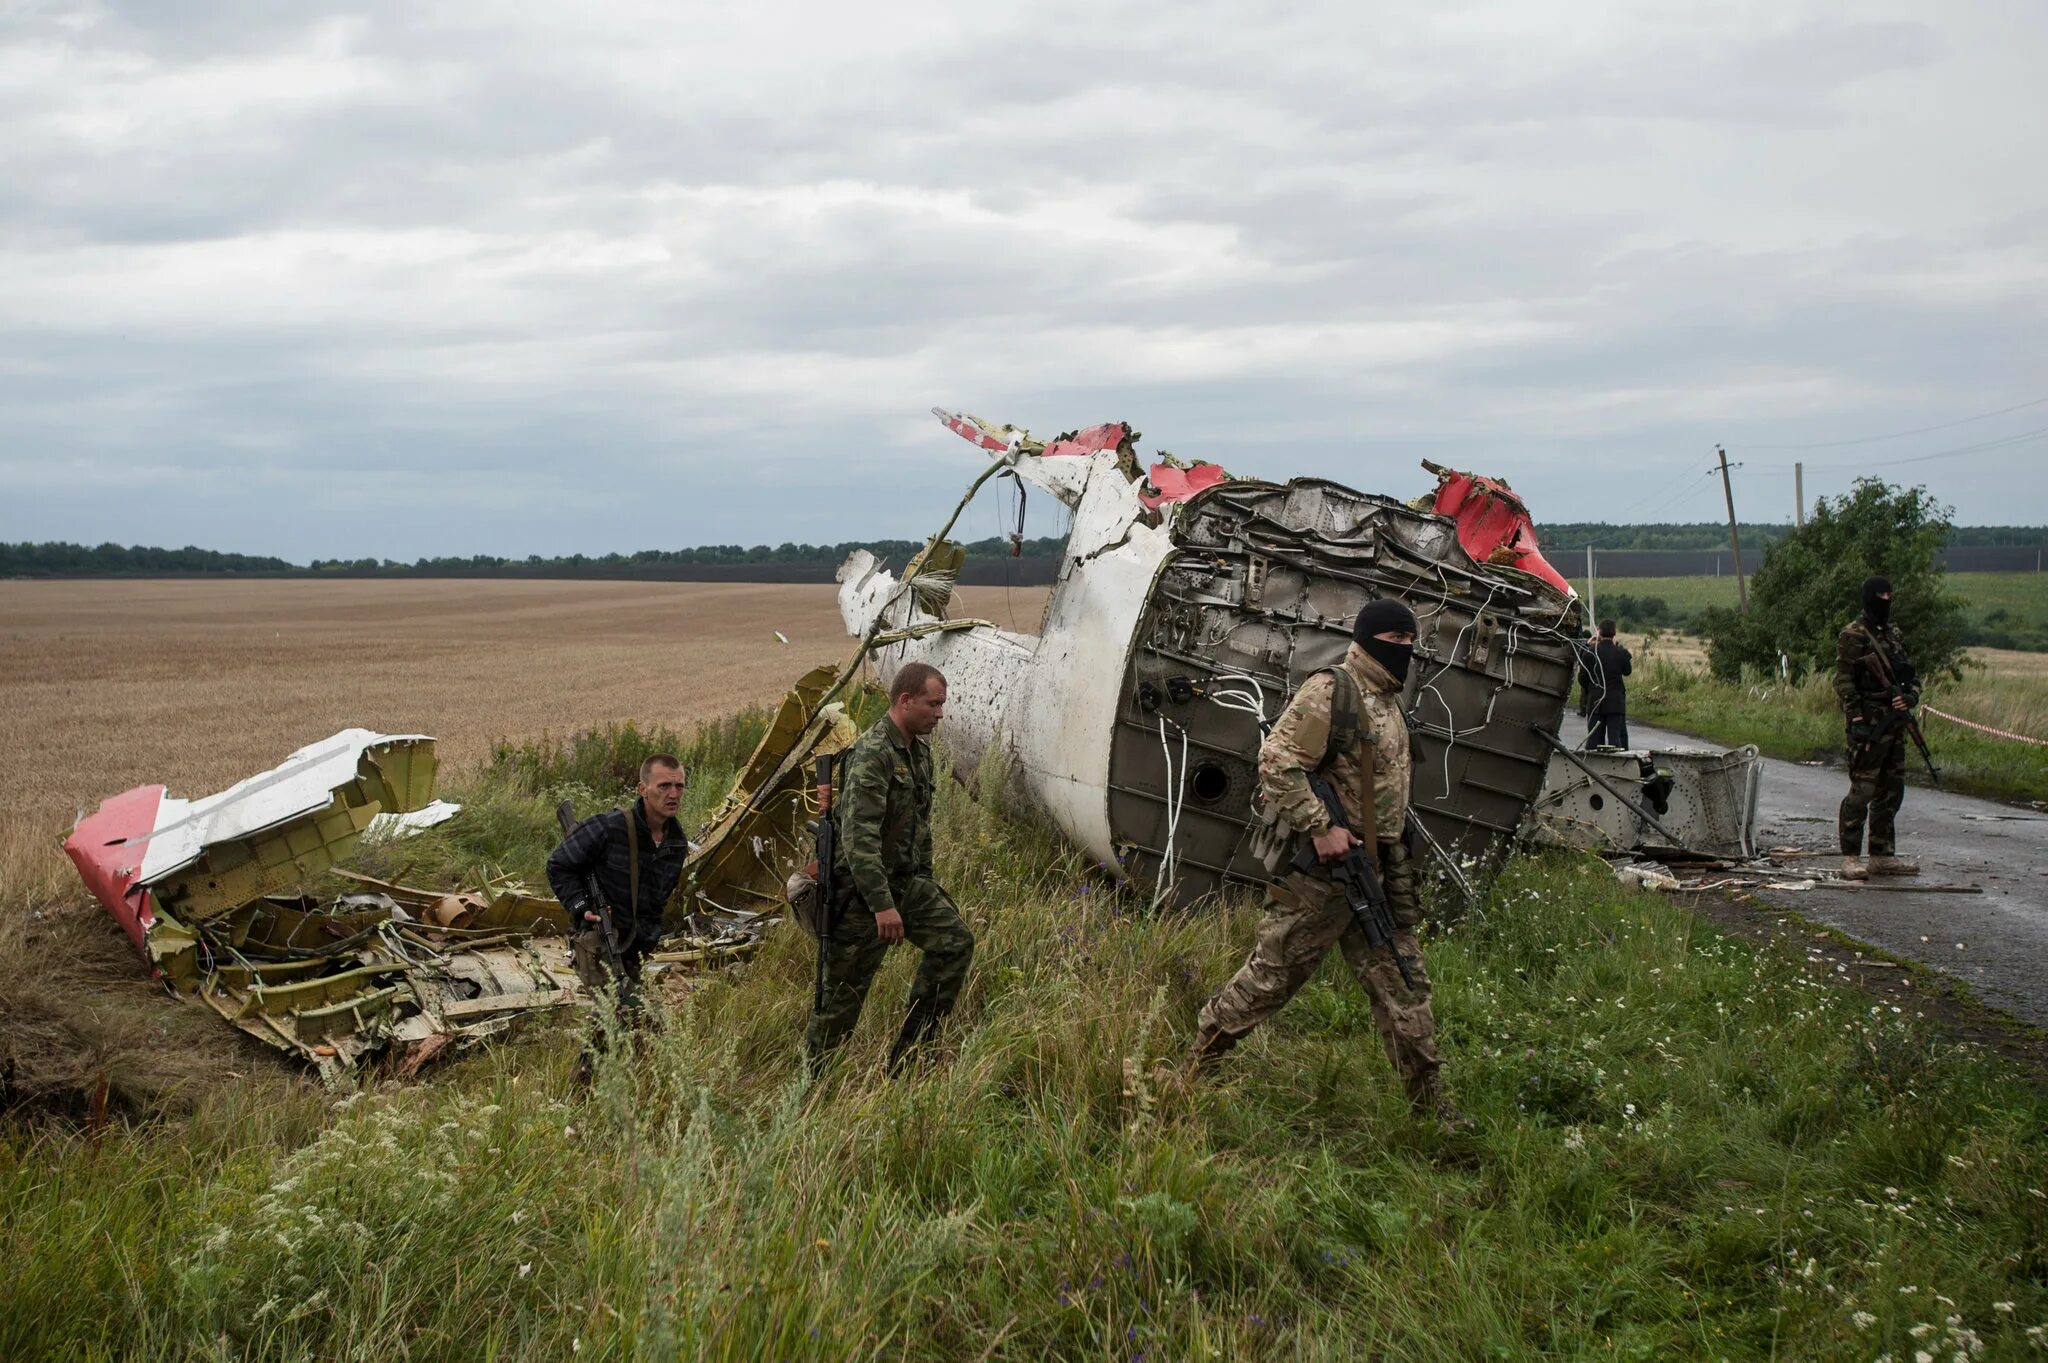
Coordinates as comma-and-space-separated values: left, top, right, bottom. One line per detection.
1585, 544, 1596, 632
1794, 462, 1804, 528
1717, 444, 1748, 613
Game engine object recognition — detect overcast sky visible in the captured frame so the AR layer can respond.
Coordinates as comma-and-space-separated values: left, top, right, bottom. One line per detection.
3, 0, 2044, 560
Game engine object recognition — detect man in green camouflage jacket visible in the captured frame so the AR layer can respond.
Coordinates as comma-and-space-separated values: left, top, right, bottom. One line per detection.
806, 661, 975, 1072
1834, 575, 1921, 880
1180, 598, 1459, 1124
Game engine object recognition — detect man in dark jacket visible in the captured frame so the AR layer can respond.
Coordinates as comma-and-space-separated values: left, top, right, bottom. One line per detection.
1586, 620, 1633, 749
546, 754, 691, 1079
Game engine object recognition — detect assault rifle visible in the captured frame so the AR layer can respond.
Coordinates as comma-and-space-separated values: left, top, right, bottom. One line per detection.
808, 754, 839, 1014
555, 800, 628, 985
1855, 650, 1940, 785
1291, 769, 1418, 990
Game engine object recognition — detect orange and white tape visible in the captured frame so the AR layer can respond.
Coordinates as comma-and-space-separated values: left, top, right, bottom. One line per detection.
1921, 705, 2048, 747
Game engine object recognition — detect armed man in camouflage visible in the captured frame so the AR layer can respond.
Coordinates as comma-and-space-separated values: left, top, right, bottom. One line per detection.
1180, 598, 1460, 1124
1835, 575, 1921, 880
805, 661, 975, 1073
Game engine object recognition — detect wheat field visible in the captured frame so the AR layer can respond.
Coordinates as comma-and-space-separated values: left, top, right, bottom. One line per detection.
0, 578, 1052, 824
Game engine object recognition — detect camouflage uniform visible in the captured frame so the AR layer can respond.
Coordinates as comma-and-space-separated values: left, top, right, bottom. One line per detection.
1194, 644, 1443, 1107
1833, 617, 1918, 858
805, 714, 974, 1065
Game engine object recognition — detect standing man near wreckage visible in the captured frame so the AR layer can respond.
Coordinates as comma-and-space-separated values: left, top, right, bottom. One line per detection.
1181, 598, 1461, 1125
546, 754, 691, 1083
806, 661, 975, 1074
1835, 575, 1920, 881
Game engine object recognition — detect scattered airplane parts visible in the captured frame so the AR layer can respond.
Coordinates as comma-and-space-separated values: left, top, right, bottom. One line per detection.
62, 731, 587, 1075
60, 684, 851, 1077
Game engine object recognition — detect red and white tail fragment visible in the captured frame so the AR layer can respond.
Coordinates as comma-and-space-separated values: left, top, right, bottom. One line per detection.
1420, 460, 1574, 597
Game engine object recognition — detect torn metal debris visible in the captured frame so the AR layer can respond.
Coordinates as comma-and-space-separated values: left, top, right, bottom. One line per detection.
833, 410, 1586, 907
1525, 739, 1764, 861
63, 731, 585, 1075
61, 659, 860, 1077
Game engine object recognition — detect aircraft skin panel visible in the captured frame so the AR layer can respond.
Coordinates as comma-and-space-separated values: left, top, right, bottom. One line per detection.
132, 729, 435, 886
61, 781, 166, 952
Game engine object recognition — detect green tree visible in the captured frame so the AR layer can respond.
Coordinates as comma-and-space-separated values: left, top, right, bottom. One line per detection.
1697, 479, 1969, 683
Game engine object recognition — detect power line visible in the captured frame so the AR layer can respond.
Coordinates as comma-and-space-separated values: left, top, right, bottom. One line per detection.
1758, 425, 2048, 474
1740, 394, 2048, 450
1611, 455, 1714, 520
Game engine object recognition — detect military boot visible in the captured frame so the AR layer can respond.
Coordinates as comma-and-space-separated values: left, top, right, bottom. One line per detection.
887, 1000, 947, 1074
1187, 1024, 1241, 1075
1152, 1025, 1240, 1098
1411, 1071, 1472, 1133
1868, 855, 1920, 876
1840, 856, 1869, 882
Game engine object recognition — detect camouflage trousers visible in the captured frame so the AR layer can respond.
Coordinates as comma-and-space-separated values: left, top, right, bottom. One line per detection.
1196, 862, 1440, 1101
805, 876, 974, 1060
1840, 728, 1907, 857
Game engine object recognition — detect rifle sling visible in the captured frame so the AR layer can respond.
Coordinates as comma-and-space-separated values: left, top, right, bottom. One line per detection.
1317, 664, 1378, 848
624, 802, 641, 930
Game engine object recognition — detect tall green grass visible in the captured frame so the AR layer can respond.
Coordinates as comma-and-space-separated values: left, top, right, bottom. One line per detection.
4, 720, 2046, 1360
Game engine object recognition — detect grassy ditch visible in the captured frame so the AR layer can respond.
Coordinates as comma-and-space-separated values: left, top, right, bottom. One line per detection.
1630, 655, 2048, 806
4, 716, 2047, 1361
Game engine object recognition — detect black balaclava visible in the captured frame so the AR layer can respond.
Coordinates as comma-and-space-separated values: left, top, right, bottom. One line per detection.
1861, 575, 1893, 627
1352, 598, 1419, 684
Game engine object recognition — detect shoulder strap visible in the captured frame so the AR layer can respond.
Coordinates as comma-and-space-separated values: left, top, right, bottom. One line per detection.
1319, 665, 1361, 772
623, 804, 641, 918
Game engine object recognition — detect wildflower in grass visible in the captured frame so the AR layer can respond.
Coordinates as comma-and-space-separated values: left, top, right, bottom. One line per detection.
518, 1263, 532, 1278
1853, 1311, 1877, 1330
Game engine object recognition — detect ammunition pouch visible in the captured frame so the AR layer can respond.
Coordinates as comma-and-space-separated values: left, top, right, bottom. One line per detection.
786, 868, 823, 940
1245, 800, 1299, 878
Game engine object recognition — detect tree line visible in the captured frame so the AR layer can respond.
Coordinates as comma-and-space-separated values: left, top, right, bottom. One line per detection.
6, 519, 2041, 579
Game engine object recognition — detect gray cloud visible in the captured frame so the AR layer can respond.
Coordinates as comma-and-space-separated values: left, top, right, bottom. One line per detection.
1, 0, 2044, 560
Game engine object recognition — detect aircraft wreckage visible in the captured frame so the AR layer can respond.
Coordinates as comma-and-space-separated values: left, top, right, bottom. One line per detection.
62, 672, 856, 1077
834, 410, 1758, 903
59, 410, 1757, 1075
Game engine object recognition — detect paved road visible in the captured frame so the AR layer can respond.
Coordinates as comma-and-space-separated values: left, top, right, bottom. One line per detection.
1632, 722, 2048, 1030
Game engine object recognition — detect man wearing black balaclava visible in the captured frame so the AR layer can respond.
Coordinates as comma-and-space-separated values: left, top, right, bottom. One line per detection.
1832, 575, 1921, 879
1178, 596, 1463, 1127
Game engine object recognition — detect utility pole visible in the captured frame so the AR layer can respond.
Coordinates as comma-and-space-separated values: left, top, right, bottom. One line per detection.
1716, 444, 1748, 613
1794, 462, 1804, 528
1585, 545, 1597, 632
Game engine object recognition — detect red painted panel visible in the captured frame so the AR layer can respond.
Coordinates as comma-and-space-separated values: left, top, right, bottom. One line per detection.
1138, 461, 1229, 510
62, 784, 164, 958
1425, 466, 1573, 596
1043, 423, 1131, 458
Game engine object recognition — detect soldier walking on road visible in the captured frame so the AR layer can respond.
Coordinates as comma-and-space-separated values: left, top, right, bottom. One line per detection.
1836, 575, 1921, 881
1179, 598, 1462, 1125
806, 662, 975, 1074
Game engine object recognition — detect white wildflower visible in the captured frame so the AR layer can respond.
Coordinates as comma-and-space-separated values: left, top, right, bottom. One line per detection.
1563, 1128, 1585, 1152
1912, 1323, 1935, 1339
1852, 1311, 1877, 1330
518, 1263, 532, 1278
1992, 1302, 2013, 1313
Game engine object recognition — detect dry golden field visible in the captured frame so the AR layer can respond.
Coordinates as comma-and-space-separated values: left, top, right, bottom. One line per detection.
0, 578, 1051, 827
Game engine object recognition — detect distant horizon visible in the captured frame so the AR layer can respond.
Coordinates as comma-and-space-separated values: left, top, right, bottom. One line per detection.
5, 518, 2043, 576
